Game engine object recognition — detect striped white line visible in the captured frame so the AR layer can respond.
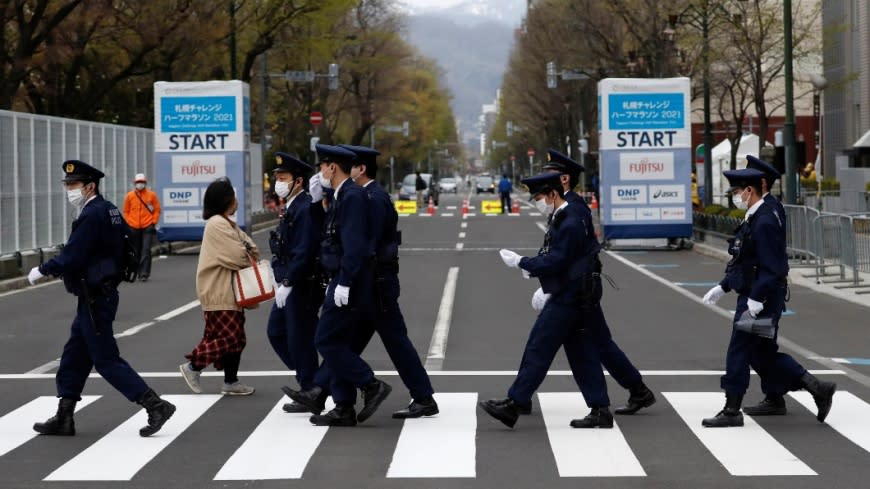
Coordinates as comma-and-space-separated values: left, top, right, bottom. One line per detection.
425, 267, 459, 370
536, 222, 547, 232
215, 398, 336, 480
458, 232, 466, 239
461, 222, 468, 228
154, 300, 200, 321
441, 213, 455, 217
447, 205, 457, 210
455, 243, 464, 250
44, 395, 221, 481
539, 392, 644, 477
528, 212, 542, 216
664, 392, 815, 476
790, 391, 870, 454
0, 396, 100, 457
463, 213, 477, 217
387, 393, 477, 478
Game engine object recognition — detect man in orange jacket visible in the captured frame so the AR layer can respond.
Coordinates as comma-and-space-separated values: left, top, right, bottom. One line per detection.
123, 173, 161, 281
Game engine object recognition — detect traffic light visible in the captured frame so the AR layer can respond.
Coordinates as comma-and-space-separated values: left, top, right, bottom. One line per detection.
547, 61, 558, 89
328, 63, 339, 91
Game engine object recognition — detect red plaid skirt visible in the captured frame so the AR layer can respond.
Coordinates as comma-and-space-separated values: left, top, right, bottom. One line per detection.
185, 310, 247, 370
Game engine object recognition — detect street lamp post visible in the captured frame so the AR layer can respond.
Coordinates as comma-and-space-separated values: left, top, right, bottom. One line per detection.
782, 0, 797, 204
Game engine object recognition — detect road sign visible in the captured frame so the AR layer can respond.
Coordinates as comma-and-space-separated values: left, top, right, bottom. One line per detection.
481, 200, 502, 214
527, 148, 535, 157
310, 112, 323, 125
395, 200, 417, 214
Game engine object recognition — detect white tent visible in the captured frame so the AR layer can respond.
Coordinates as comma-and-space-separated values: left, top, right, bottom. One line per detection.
709, 133, 770, 206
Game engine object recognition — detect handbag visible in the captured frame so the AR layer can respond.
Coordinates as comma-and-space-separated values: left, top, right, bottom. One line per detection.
232, 253, 275, 308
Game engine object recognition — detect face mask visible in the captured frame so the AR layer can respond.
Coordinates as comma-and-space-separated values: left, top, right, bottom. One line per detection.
319, 169, 333, 189
732, 190, 748, 210
67, 188, 86, 208
135, 183, 145, 190
275, 181, 291, 199
535, 197, 554, 215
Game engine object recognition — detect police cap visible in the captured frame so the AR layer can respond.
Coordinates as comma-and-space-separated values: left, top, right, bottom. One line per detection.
61, 160, 104, 183
723, 168, 766, 192
521, 172, 563, 199
338, 144, 380, 168
745, 155, 780, 183
543, 148, 584, 175
274, 151, 314, 177
315, 144, 357, 164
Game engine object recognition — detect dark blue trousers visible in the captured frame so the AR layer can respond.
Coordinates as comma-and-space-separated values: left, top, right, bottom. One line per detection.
721, 290, 806, 397
315, 279, 376, 404
267, 285, 321, 390
56, 291, 149, 402
508, 300, 609, 408
313, 274, 433, 402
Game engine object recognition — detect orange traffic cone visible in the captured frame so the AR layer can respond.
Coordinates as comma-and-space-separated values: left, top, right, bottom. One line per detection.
511, 198, 520, 214
461, 199, 469, 215
427, 195, 436, 215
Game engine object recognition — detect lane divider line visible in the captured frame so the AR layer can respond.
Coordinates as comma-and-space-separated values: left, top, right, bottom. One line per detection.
425, 267, 460, 371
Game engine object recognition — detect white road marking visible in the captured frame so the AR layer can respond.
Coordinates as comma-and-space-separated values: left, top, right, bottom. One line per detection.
528, 212, 542, 216
447, 205, 457, 210
461, 222, 468, 228
458, 232, 466, 239
425, 267, 460, 370
387, 393, 477, 478
0, 396, 100, 457
538, 392, 645, 477
441, 213, 455, 217
1, 369, 843, 381
664, 392, 815, 476
790, 391, 870, 454
154, 300, 200, 321
463, 213, 477, 217
214, 398, 336, 480
455, 243, 464, 250
44, 395, 222, 481
536, 222, 547, 232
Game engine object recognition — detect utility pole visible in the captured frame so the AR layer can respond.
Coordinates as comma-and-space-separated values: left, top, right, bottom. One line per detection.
782, 0, 797, 204
702, 7, 713, 207
229, 1, 237, 79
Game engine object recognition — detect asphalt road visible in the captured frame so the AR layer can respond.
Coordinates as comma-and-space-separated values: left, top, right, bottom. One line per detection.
2, 188, 870, 488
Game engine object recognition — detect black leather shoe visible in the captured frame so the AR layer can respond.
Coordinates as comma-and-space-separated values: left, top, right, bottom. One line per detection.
614, 385, 656, 415
137, 388, 177, 437
310, 405, 357, 427
357, 379, 392, 423
34, 398, 77, 436
801, 372, 836, 422
478, 398, 519, 428
283, 402, 316, 414
743, 396, 787, 416
284, 386, 327, 415
517, 401, 532, 415
392, 397, 440, 419
702, 408, 744, 427
570, 407, 614, 428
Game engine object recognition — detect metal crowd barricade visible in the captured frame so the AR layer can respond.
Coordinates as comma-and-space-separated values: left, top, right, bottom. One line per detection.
783, 204, 820, 267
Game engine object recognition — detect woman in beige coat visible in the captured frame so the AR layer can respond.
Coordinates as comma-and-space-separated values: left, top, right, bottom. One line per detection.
179, 177, 260, 395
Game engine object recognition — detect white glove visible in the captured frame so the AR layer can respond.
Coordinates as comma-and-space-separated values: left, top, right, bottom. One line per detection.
27, 266, 44, 285
309, 173, 324, 203
522, 269, 530, 279
275, 285, 292, 309
333, 284, 350, 307
499, 249, 522, 269
702, 285, 725, 305
531, 287, 550, 311
747, 298, 764, 318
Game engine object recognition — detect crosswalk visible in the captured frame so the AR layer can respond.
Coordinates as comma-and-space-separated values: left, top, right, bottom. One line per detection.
2, 390, 870, 481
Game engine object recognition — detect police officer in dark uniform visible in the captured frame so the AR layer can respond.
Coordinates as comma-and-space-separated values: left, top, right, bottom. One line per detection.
701, 167, 835, 427
265, 152, 325, 413
479, 172, 611, 429
286, 144, 392, 426
26, 160, 175, 437
338, 144, 439, 418
543, 149, 656, 416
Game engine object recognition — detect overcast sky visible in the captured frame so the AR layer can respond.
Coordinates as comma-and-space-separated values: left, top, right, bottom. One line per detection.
398, 0, 465, 10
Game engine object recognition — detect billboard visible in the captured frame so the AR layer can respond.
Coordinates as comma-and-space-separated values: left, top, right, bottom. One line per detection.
598, 78, 692, 240
154, 81, 251, 241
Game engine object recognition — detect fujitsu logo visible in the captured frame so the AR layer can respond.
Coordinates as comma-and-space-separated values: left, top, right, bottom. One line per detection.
180, 162, 216, 177
629, 158, 665, 174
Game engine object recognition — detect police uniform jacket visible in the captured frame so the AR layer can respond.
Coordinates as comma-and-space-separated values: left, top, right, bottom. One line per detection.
519, 203, 600, 303
271, 190, 319, 287
364, 181, 400, 267
719, 199, 788, 302
39, 195, 126, 296
321, 179, 373, 287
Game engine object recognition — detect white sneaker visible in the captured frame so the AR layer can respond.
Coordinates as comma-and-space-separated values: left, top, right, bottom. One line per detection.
179, 363, 202, 394
221, 382, 255, 396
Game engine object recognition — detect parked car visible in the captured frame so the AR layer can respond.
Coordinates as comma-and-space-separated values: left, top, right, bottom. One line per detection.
439, 177, 458, 193
398, 173, 439, 205
476, 175, 495, 194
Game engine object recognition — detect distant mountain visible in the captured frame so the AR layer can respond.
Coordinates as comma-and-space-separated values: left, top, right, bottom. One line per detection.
405, 12, 516, 143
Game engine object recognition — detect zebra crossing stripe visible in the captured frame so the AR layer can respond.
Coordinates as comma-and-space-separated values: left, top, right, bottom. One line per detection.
664, 392, 816, 476
387, 393, 477, 478
0, 396, 100, 457
790, 391, 870, 454
538, 392, 645, 477
214, 398, 335, 480
44, 395, 221, 481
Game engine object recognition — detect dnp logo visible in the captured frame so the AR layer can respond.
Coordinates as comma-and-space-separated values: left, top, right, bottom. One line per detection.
611, 185, 647, 205
163, 188, 200, 207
